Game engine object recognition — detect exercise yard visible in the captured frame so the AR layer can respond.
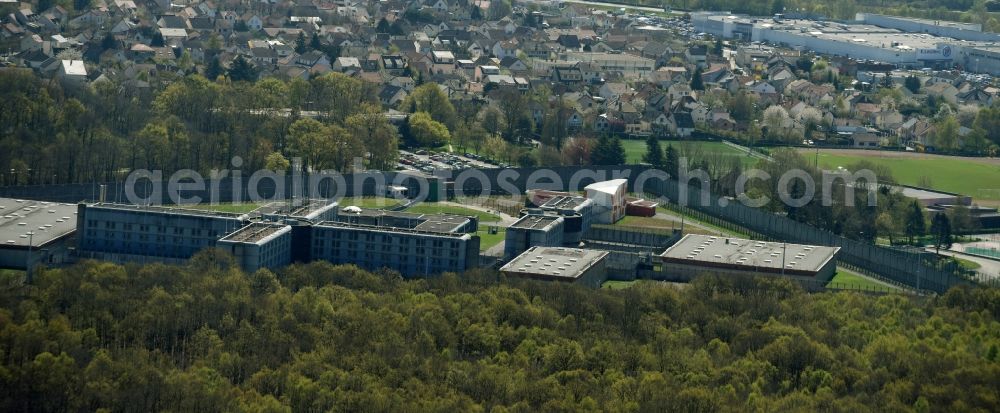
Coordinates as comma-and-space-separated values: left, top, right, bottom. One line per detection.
803, 149, 1000, 205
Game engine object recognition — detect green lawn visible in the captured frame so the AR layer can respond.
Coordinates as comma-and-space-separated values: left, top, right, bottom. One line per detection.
827, 272, 897, 292
404, 203, 501, 222
179, 202, 266, 214
809, 151, 1000, 203
477, 227, 505, 251
602, 280, 638, 290
620, 139, 759, 166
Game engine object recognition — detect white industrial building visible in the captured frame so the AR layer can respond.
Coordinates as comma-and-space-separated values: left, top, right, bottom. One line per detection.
584, 179, 627, 224
692, 12, 1000, 74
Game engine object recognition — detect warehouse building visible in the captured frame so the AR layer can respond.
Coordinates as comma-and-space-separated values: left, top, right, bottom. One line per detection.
657, 234, 840, 289
504, 214, 564, 259
856, 13, 1000, 42
0, 198, 78, 271
501, 246, 609, 288
693, 12, 1000, 72
216, 223, 292, 273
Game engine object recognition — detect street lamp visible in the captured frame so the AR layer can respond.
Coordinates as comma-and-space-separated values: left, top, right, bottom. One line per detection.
25, 231, 33, 284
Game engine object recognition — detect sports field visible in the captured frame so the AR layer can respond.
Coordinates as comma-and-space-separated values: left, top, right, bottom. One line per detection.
803, 149, 1000, 204
620, 139, 760, 166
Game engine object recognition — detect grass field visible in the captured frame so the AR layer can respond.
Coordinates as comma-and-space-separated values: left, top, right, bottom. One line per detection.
620, 139, 759, 166
827, 271, 898, 291
180, 202, 265, 214
807, 150, 1000, 204
602, 280, 638, 290
477, 227, 505, 251
404, 204, 501, 222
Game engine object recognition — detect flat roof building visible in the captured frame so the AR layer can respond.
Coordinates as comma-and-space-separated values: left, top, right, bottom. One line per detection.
505, 214, 564, 259
217, 223, 292, 273
0, 198, 78, 271
657, 234, 840, 289
76, 203, 247, 264
501, 246, 609, 288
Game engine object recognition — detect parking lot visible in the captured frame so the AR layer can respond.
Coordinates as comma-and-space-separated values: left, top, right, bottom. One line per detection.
398, 150, 505, 173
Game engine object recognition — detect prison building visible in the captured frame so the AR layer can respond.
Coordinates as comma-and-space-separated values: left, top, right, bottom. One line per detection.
538, 195, 593, 244
657, 234, 840, 290
309, 208, 479, 276
0, 198, 78, 270
501, 246, 609, 288
253, 199, 340, 222
216, 223, 293, 273
76, 203, 247, 264
334, 208, 478, 233
504, 214, 564, 259
585, 179, 627, 224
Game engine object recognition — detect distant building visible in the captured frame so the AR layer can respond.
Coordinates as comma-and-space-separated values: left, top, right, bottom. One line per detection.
57, 60, 86, 83
501, 246, 609, 288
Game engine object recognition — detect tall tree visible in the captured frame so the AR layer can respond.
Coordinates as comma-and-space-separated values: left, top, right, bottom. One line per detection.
345, 104, 399, 171
408, 112, 450, 147
690, 67, 705, 91
227, 56, 258, 82
643, 135, 664, 167
930, 213, 953, 254
905, 201, 926, 244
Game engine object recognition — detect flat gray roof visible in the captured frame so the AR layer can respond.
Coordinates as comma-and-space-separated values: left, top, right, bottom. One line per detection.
660, 234, 839, 274
92, 203, 247, 219
218, 223, 290, 244
0, 199, 77, 248
541, 195, 590, 210
898, 186, 964, 199
501, 246, 608, 279
314, 221, 473, 239
254, 199, 337, 219
510, 214, 562, 230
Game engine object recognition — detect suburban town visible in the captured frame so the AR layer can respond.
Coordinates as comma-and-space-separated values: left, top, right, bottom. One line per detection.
0, 0, 999, 410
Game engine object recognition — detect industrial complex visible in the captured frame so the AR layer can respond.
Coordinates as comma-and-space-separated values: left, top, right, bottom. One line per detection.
692, 12, 1000, 74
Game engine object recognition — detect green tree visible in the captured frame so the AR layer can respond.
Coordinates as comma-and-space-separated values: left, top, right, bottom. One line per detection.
408, 112, 451, 147
690, 67, 705, 90
930, 213, 953, 253
265, 152, 290, 172
905, 200, 926, 244
345, 104, 399, 170
665, 144, 680, 178
644, 135, 664, 167
295, 32, 307, 54
904, 75, 921, 94
402, 83, 457, 128
227, 55, 258, 82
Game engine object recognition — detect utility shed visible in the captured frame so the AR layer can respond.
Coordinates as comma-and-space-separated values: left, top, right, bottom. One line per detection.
0, 198, 78, 270
657, 234, 840, 289
501, 246, 609, 288
216, 222, 292, 273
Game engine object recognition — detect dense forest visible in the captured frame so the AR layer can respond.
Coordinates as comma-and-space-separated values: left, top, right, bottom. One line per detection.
1, 250, 997, 412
